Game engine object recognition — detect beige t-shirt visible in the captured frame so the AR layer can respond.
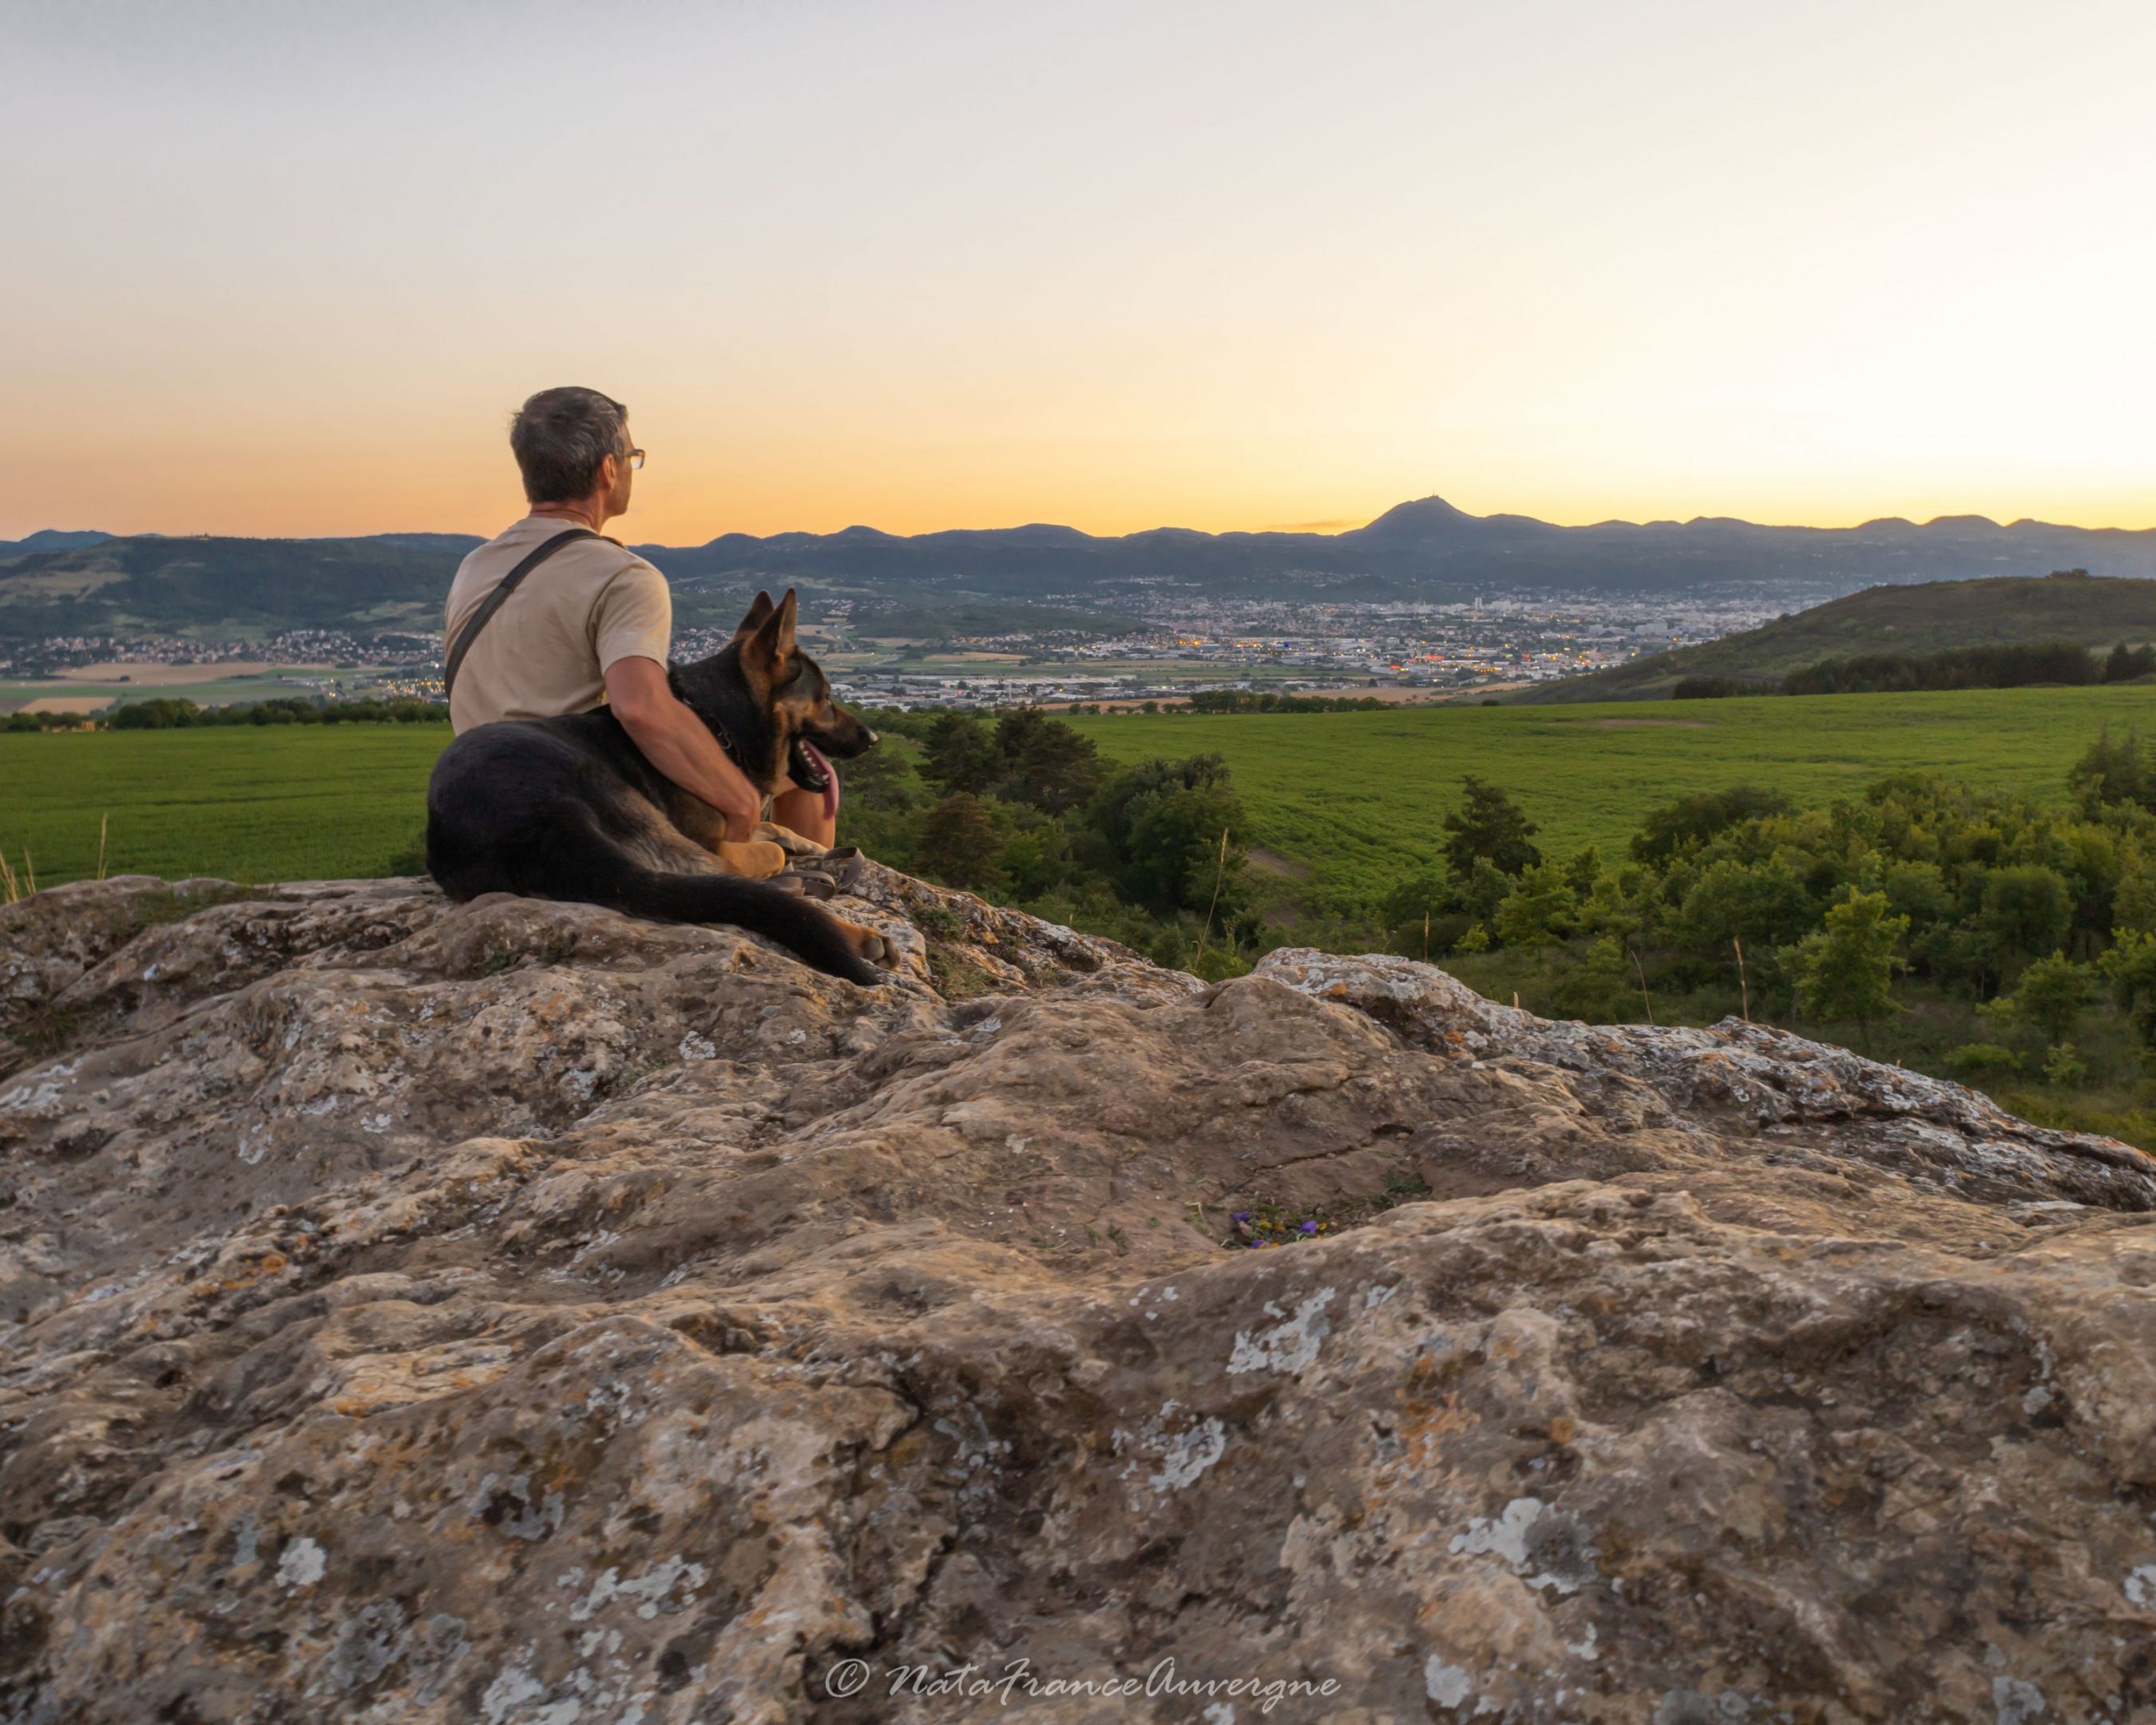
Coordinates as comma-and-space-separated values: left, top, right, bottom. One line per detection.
444, 514, 672, 732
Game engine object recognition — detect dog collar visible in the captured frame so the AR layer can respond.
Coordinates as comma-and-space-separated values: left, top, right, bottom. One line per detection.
705, 713, 743, 770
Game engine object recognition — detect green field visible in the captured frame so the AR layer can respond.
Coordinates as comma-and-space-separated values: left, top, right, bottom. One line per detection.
5, 684, 2156, 894
1068, 684, 2156, 910
0, 725, 450, 886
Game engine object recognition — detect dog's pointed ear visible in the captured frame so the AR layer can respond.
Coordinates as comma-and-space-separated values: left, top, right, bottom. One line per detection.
740, 589, 799, 683
732, 590, 777, 640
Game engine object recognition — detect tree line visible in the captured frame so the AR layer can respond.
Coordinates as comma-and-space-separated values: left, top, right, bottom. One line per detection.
101, 696, 450, 728
1183, 689, 1393, 713
1673, 639, 2156, 700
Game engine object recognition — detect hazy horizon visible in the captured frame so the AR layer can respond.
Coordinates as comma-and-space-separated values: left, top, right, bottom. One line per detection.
13, 492, 2156, 549
5, 0, 2152, 543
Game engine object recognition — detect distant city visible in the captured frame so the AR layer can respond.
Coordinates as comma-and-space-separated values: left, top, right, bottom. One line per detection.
811, 585, 1820, 709
0, 578, 1871, 713
7, 493, 2151, 716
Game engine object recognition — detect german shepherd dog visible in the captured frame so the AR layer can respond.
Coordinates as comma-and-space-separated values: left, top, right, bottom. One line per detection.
426, 589, 896, 985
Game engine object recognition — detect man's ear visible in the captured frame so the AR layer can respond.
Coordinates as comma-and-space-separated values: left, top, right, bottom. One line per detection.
741, 589, 799, 682
732, 591, 777, 640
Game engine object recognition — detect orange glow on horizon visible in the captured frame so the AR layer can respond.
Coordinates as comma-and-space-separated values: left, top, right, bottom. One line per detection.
4, 4, 2153, 546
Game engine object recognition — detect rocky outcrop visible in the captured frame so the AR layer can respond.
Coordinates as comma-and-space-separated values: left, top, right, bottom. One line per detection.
5, 870, 2156, 1723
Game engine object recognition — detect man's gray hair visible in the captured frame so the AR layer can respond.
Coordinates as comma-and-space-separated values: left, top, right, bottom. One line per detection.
509, 387, 630, 504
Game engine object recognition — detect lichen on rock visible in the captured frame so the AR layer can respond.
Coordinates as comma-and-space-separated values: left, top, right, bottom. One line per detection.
4, 867, 2156, 1722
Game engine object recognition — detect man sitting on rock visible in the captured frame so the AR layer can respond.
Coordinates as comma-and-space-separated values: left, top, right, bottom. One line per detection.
442, 386, 838, 874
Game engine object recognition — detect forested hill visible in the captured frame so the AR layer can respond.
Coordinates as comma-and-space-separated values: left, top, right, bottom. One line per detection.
1506, 573, 2156, 704
0, 535, 481, 639
6, 502, 2156, 638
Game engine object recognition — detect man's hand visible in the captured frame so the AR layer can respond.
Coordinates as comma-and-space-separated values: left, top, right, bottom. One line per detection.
603, 656, 762, 841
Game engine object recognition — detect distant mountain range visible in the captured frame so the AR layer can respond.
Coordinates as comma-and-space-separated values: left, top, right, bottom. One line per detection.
0, 529, 117, 557
6, 498, 2156, 640
1507, 573, 2156, 703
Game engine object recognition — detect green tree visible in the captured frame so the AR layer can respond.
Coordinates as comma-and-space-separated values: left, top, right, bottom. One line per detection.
2068, 729, 2155, 815
1494, 861, 1576, 954
1976, 864, 2074, 981
1442, 776, 1543, 880
1006, 721, 1101, 814
1380, 867, 1451, 931
1456, 856, 1511, 927
920, 713, 1001, 795
998, 816, 1072, 900
108, 697, 202, 729
1674, 857, 1816, 965
914, 792, 1005, 893
2105, 643, 2156, 683
1879, 859, 1954, 926
1791, 890, 1908, 1053
1576, 868, 1645, 941
1628, 785, 1793, 865
1123, 786, 1248, 918
1086, 754, 1233, 858
1986, 950, 2098, 1047
837, 742, 918, 811
1380, 867, 1459, 958
2100, 928, 2156, 1053
1560, 846, 1603, 901
991, 708, 1048, 767
2043, 1042, 2089, 1088
2114, 848, 2156, 935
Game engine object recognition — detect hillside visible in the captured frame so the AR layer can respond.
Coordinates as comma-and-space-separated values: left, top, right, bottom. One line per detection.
8, 502, 2156, 638
0, 529, 113, 558
0, 534, 476, 640
1508, 571, 2156, 702
6, 868, 2156, 1719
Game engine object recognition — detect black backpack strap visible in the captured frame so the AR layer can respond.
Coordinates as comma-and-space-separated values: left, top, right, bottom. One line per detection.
442, 527, 603, 708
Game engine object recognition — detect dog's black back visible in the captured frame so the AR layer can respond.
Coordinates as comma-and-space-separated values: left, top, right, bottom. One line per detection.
425, 590, 885, 985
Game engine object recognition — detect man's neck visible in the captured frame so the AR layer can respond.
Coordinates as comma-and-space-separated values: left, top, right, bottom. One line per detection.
528, 498, 612, 533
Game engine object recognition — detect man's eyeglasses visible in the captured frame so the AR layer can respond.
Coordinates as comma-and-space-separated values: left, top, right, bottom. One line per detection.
623, 448, 645, 470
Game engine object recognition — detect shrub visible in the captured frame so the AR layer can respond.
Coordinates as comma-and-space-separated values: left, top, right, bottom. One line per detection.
1671, 676, 1749, 700
1944, 1043, 2021, 1083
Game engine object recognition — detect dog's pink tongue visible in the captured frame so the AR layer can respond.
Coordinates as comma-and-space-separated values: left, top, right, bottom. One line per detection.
800, 739, 838, 823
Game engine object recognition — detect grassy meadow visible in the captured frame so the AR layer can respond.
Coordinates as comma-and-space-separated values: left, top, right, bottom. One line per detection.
1067, 684, 2156, 914
0, 724, 447, 886
6, 683, 2156, 892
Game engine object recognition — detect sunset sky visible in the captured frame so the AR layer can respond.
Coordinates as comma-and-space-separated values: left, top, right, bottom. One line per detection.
3, 0, 2152, 544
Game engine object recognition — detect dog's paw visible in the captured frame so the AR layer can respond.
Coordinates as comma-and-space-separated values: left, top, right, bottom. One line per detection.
754, 822, 828, 858
837, 919, 899, 967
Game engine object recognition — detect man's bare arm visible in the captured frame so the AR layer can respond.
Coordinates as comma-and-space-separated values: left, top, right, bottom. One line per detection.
603, 656, 762, 843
